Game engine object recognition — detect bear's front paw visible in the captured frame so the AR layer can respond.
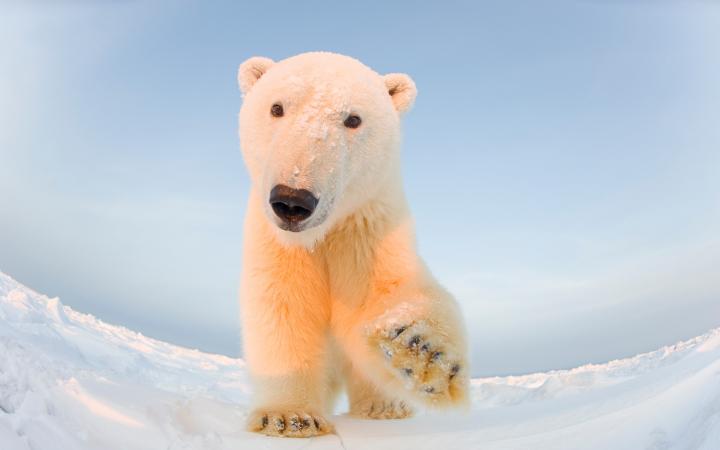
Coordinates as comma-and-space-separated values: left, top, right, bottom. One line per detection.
369, 320, 468, 406
247, 409, 333, 438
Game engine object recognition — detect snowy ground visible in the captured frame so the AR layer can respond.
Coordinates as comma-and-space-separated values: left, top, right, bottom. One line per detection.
1, 271, 719, 450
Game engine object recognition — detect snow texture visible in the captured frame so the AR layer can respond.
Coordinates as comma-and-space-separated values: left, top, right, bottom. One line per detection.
1, 271, 719, 449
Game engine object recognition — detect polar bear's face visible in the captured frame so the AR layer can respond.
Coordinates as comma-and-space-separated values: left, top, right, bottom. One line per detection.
238, 52, 416, 247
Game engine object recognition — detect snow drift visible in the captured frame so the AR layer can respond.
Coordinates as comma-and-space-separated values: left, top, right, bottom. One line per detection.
0, 271, 718, 449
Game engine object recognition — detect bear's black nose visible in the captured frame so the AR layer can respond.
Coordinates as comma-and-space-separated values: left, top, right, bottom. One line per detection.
269, 185, 318, 226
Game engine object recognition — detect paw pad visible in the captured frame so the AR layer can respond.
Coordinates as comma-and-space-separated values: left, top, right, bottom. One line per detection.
369, 319, 467, 405
274, 417, 285, 431
408, 335, 421, 349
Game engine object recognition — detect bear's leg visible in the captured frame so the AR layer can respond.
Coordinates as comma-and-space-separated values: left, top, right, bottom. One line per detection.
347, 367, 414, 419
243, 300, 333, 437
241, 212, 334, 437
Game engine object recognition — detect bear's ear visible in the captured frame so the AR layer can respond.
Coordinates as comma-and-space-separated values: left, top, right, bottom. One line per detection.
383, 73, 417, 114
238, 56, 275, 95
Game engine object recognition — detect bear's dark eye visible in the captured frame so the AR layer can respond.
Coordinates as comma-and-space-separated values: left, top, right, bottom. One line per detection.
270, 103, 284, 117
344, 115, 362, 129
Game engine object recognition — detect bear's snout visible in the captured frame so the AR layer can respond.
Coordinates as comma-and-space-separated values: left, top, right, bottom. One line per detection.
269, 185, 319, 231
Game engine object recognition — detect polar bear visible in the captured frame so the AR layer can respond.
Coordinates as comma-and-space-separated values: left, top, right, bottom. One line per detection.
237, 52, 469, 437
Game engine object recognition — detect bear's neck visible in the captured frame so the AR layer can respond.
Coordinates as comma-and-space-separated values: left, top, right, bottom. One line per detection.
317, 176, 417, 307
325, 174, 410, 246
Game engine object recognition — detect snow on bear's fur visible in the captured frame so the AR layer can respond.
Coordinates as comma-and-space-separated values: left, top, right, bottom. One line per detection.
237, 52, 469, 437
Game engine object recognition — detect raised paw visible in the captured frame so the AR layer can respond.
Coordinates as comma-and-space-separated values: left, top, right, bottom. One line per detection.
247, 409, 333, 438
350, 397, 414, 420
369, 320, 468, 406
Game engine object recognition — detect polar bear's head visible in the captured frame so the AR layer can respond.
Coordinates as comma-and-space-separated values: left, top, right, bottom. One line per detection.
238, 52, 416, 247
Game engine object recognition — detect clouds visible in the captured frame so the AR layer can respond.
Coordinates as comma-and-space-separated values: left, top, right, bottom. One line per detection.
451, 239, 720, 376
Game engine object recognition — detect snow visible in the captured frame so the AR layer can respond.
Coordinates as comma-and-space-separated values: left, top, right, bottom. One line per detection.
1, 271, 719, 450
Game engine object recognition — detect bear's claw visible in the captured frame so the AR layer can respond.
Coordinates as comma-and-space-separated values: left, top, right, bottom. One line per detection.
248, 409, 332, 437
369, 320, 467, 406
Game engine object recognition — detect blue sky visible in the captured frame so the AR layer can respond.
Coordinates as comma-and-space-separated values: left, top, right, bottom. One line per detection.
1, 1, 719, 376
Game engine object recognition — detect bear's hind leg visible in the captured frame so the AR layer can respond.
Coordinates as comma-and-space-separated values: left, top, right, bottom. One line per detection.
347, 368, 414, 419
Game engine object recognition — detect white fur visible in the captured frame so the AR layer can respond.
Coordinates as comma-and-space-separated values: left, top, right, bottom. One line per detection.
237, 52, 468, 438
